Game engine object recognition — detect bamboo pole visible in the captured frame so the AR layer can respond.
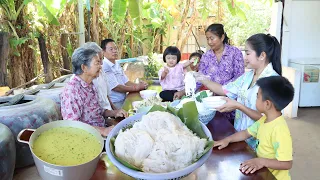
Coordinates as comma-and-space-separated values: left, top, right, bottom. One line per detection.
78, 0, 85, 46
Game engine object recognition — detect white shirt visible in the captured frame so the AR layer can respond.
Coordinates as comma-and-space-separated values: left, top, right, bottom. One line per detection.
92, 71, 112, 110
102, 57, 129, 104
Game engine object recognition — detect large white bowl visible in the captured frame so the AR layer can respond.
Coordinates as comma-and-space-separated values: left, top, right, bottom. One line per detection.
105, 112, 213, 180
139, 90, 157, 99
202, 96, 226, 109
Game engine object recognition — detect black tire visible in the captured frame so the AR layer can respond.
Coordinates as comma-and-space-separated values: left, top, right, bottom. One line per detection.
0, 123, 15, 180
0, 95, 60, 168
35, 88, 64, 119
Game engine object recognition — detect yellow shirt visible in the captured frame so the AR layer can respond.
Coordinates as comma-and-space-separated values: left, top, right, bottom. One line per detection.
247, 116, 292, 180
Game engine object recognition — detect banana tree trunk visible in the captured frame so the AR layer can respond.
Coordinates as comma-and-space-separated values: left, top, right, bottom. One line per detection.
8, 0, 35, 88
60, 33, 71, 75
0, 32, 9, 86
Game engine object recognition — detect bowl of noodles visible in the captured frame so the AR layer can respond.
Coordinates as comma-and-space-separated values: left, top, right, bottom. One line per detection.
106, 102, 214, 180
17, 120, 104, 180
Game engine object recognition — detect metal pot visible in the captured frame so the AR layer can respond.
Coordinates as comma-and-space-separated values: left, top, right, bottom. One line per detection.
17, 120, 105, 180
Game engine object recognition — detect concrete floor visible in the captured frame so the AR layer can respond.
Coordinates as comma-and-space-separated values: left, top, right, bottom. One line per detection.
13, 108, 320, 180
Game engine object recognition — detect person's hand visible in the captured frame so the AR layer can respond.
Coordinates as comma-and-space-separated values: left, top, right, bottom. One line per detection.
213, 138, 230, 150
137, 82, 147, 91
240, 158, 265, 174
216, 97, 240, 112
193, 72, 210, 83
100, 126, 114, 137
113, 109, 128, 118
164, 67, 169, 74
173, 90, 185, 100
141, 81, 148, 89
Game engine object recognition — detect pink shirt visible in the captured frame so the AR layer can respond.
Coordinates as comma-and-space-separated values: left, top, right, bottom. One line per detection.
60, 76, 105, 127
158, 63, 185, 91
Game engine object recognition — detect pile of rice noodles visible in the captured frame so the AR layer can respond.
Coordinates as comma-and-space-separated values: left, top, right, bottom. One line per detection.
114, 111, 207, 173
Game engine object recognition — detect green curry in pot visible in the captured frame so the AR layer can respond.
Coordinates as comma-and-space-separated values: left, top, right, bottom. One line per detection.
32, 127, 101, 166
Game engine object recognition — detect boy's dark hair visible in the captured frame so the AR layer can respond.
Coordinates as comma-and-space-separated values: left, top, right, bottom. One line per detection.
101, 39, 115, 50
189, 52, 203, 60
163, 46, 181, 63
257, 76, 294, 111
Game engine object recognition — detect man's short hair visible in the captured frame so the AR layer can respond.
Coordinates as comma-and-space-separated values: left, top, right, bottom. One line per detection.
101, 39, 115, 50
257, 76, 294, 111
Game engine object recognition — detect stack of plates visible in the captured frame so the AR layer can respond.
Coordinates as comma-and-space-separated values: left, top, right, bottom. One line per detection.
202, 96, 226, 110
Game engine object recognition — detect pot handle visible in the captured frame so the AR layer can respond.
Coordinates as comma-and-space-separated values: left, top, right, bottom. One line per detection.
100, 152, 107, 158
17, 129, 36, 144
101, 136, 107, 141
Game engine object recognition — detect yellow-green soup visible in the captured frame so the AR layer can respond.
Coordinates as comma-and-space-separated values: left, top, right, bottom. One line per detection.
32, 127, 101, 166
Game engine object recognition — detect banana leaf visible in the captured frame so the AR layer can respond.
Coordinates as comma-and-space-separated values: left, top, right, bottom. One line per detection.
147, 104, 168, 113
110, 137, 143, 171
195, 91, 208, 102
194, 140, 214, 162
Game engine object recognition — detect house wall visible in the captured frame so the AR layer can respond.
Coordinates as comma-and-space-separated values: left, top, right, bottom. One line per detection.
282, 0, 320, 66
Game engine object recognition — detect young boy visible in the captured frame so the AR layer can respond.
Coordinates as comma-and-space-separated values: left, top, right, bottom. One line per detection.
213, 76, 294, 180
188, 51, 203, 72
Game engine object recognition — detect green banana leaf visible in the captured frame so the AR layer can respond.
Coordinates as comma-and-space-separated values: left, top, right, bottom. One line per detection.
148, 104, 168, 113
195, 91, 208, 102
109, 102, 214, 172
194, 140, 214, 162
110, 137, 143, 171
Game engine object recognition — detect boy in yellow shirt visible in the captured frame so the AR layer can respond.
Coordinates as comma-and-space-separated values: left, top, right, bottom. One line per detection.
213, 76, 294, 180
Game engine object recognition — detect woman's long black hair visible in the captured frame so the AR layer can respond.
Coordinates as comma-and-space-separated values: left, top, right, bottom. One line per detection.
246, 34, 282, 75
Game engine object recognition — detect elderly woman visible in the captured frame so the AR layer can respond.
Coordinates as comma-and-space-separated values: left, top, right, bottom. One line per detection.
60, 47, 127, 136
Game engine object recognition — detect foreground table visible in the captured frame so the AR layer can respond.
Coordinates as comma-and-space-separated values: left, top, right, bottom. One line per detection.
91, 91, 275, 180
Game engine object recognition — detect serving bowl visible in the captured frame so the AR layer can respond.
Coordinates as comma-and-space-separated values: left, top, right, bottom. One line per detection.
105, 112, 213, 180
139, 90, 157, 99
202, 96, 226, 109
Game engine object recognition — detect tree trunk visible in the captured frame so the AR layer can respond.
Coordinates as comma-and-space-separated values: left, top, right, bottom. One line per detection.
176, 0, 191, 49
91, 0, 99, 43
0, 32, 9, 86
9, 0, 35, 88
38, 34, 53, 83
60, 33, 71, 75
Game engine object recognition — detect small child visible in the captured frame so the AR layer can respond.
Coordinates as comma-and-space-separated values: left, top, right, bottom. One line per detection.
158, 46, 194, 102
213, 76, 294, 180
189, 51, 203, 72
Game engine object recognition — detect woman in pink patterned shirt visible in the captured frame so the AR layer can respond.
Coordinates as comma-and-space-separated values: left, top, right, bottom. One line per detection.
60, 47, 127, 136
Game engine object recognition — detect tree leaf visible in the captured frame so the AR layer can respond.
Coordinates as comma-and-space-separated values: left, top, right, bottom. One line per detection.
128, 0, 141, 25
236, 6, 247, 21
112, 0, 128, 22
227, 0, 236, 16
23, 0, 32, 5
151, 18, 162, 28
37, 0, 60, 25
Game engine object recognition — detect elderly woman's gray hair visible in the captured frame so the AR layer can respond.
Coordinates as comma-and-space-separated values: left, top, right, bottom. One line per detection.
81, 42, 102, 53
72, 47, 98, 75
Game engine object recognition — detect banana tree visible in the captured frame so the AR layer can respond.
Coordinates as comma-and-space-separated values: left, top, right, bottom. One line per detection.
0, 0, 61, 87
